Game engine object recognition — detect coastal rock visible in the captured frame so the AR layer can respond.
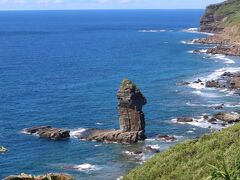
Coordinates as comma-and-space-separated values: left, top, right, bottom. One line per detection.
213, 104, 224, 110
205, 80, 221, 88
145, 146, 160, 153
177, 117, 193, 123
24, 126, 70, 140
229, 77, 240, 89
213, 112, 240, 123
4, 173, 74, 180
118, 79, 147, 132
78, 79, 147, 143
157, 135, 176, 142
0, 146, 7, 153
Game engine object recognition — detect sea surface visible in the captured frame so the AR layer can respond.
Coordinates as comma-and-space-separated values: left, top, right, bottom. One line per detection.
1, 10, 240, 179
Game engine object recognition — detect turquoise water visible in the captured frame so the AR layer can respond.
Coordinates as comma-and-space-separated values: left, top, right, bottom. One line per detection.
1, 10, 240, 179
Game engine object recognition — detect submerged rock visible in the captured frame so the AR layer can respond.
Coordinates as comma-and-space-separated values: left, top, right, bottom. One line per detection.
213, 104, 224, 109
157, 135, 176, 142
24, 126, 70, 140
0, 146, 7, 153
4, 173, 74, 180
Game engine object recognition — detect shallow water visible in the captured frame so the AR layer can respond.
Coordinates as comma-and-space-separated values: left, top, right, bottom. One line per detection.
1, 10, 240, 179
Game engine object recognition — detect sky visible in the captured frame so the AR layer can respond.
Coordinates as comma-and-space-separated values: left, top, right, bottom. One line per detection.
0, 0, 224, 10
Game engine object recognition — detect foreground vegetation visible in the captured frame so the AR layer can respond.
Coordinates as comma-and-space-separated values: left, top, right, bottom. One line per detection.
124, 123, 240, 180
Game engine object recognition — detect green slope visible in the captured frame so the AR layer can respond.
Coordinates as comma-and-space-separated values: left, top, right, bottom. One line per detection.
124, 123, 240, 180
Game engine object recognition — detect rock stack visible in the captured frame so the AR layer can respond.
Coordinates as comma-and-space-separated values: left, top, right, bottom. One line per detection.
117, 79, 147, 137
77, 79, 147, 143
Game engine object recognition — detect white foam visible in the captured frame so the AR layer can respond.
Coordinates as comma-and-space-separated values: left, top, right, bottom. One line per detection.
72, 163, 99, 172
148, 144, 160, 150
96, 122, 103, 125
124, 150, 143, 156
189, 83, 205, 90
139, 29, 172, 33
211, 54, 235, 64
145, 138, 156, 142
182, 28, 214, 36
181, 39, 198, 45
70, 128, 87, 138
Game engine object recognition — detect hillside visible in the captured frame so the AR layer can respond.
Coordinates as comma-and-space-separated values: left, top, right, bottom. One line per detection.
200, 0, 240, 42
124, 123, 240, 180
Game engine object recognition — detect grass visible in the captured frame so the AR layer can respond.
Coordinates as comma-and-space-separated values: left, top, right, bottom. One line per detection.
120, 79, 139, 91
124, 123, 240, 180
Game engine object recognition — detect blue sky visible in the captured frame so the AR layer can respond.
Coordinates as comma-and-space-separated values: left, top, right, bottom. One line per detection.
0, 0, 224, 10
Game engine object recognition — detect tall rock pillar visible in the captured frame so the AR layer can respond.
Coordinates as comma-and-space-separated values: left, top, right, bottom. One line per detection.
117, 79, 147, 138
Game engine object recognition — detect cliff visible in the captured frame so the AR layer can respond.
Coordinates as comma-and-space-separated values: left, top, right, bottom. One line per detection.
200, 0, 240, 43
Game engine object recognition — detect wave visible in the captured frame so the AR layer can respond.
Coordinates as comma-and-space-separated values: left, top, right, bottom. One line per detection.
73, 163, 99, 172
173, 115, 231, 130
96, 122, 103, 125
210, 54, 235, 64
139, 29, 172, 33
180, 39, 199, 45
182, 28, 214, 36
70, 128, 87, 138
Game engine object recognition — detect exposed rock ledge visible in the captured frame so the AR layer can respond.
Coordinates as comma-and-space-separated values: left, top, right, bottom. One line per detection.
0, 146, 7, 153
4, 173, 73, 180
23, 126, 70, 140
78, 79, 147, 143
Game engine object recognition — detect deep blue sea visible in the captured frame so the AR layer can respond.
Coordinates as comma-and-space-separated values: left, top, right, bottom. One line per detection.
1, 10, 240, 179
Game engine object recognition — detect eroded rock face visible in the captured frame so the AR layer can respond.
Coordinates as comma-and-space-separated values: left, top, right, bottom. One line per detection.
4, 173, 74, 180
200, 2, 227, 33
117, 79, 147, 133
24, 126, 70, 140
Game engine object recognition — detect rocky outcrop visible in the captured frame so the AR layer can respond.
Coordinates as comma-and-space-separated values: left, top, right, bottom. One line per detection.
24, 126, 70, 140
77, 79, 147, 143
157, 135, 176, 142
4, 173, 74, 180
117, 79, 147, 133
213, 112, 240, 123
200, 2, 227, 33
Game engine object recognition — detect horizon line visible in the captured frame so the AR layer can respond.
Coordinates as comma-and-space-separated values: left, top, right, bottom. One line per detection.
0, 8, 205, 12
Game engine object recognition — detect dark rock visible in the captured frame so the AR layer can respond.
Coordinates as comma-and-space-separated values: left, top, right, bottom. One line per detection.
24, 126, 70, 140
4, 173, 74, 180
205, 80, 221, 88
203, 115, 209, 120
213, 112, 240, 123
133, 150, 143, 155
194, 79, 202, 83
208, 118, 217, 123
177, 117, 193, 123
157, 134, 176, 142
213, 104, 224, 109
145, 146, 160, 153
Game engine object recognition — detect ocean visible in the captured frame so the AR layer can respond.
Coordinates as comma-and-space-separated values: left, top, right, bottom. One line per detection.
1, 10, 240, 179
